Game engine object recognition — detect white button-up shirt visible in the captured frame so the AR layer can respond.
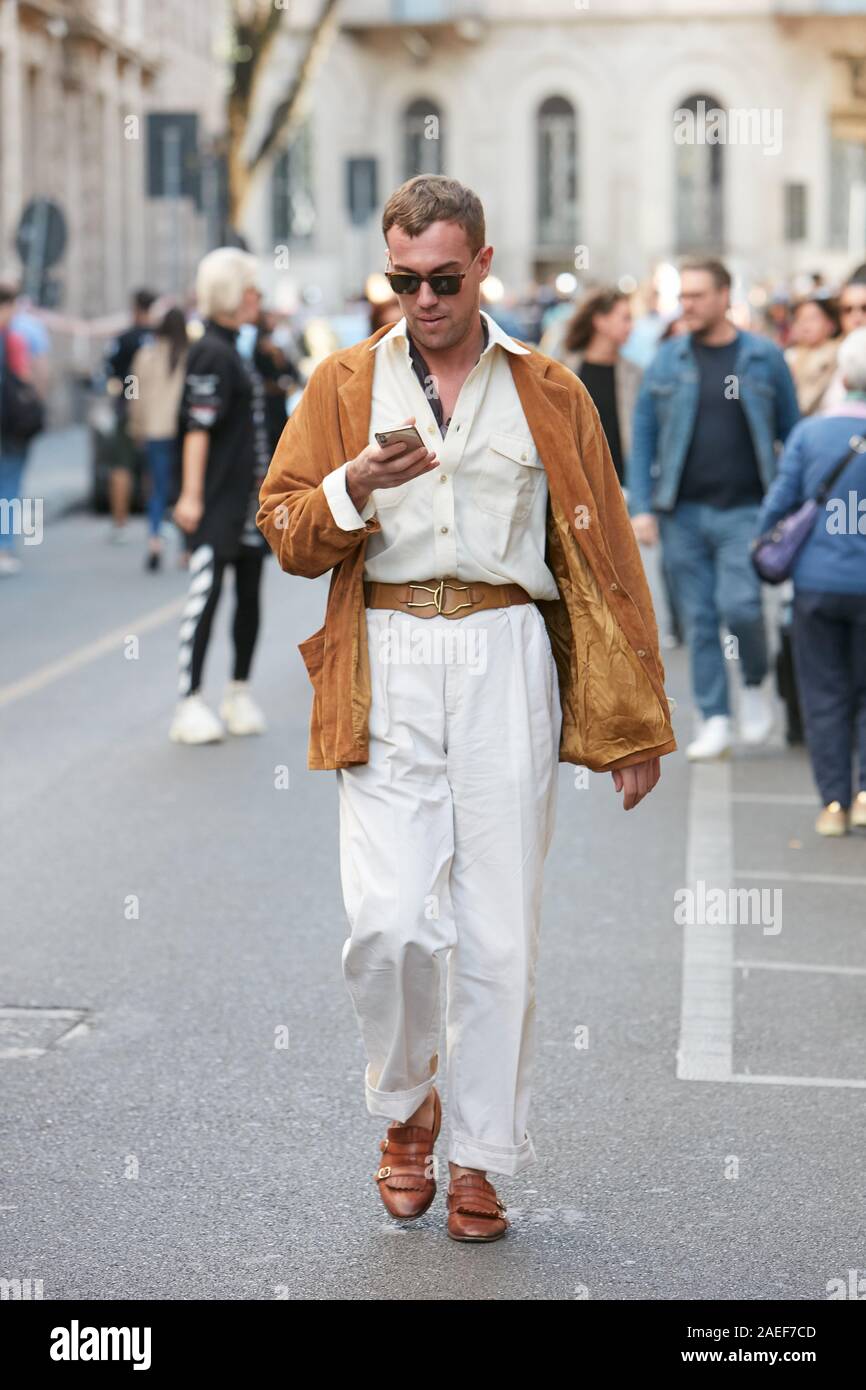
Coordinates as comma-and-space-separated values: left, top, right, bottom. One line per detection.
321, 310, 558, 599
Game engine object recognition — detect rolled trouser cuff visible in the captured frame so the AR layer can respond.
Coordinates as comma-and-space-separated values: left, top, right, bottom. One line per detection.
448, 1128, 536, 1177
364, 1061, 437, 1123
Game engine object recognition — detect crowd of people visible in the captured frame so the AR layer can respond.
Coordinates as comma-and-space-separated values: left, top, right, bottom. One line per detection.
546, 258, 866, 837
1, 244, 865, 837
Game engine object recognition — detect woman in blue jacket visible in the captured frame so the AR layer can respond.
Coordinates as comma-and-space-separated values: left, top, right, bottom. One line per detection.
755, 327, 866, 836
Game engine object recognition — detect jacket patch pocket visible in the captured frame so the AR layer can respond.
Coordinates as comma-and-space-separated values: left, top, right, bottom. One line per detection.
473, 430, 545, 521
298, 625, 326, 690
298, 625, 327, 764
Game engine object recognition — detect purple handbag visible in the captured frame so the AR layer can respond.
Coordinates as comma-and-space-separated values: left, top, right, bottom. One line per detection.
751, 434, 866, 585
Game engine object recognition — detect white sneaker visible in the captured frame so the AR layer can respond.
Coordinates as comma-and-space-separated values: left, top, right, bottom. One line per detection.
0, 553, 22, 576
220, 681, 266, 736
739, 684, 774, 746
686, 715, 732, 762
169, 694, 225, 744
108, 525, 131, 545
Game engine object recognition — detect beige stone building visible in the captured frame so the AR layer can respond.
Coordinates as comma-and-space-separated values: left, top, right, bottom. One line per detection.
244, 0, 866, 309
3, 1, 864, 325
0, 0, 228, 321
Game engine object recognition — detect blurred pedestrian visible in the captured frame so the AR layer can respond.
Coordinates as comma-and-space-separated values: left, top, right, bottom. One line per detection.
369, 296, 402, 333
555, 287, 640, 487
253, 309, 303, 454
170, 248, 269, 744
128, 306, 189, 572
659, 313, 688, 341
650, 308, 689, 645
763, 294, 792, 350
0, 282, 36, 577
11, 292, 51, 399
628, 257, 800, 760
755, 327, 866, 835
104, 288, 156, 543
820, 273, 866, 412
785, 296, 840, 416
621, 283, 666, 368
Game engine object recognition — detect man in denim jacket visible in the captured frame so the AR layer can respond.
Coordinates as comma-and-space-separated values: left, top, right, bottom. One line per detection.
627, 258, 800, 760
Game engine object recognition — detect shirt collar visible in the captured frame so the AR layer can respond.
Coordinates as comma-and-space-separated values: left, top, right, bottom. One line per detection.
370, 309, 530, 357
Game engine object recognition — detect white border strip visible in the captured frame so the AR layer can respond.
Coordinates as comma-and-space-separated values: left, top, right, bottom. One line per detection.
735, 870, 866, 887
735, 958, 866, 978
676, 761, 734, 1082
731, 793, 816, 806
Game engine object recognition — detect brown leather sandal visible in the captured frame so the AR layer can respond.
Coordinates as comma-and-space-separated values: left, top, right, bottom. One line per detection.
446, 1172, 509, 1242
374, 1086, 442, 1220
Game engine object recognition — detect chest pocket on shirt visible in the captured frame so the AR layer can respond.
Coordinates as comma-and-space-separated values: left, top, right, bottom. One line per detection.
472, 431, 545, 521
369, 477, 413, 510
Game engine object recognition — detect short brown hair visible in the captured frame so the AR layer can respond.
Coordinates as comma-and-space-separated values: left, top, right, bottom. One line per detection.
791, 295, 840, 335
679, 257, 732, 291
564, 287, 628, 353
382, 175, 485, 254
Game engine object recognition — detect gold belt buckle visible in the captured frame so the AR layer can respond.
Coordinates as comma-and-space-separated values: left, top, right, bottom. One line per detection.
406, 579, 475, 616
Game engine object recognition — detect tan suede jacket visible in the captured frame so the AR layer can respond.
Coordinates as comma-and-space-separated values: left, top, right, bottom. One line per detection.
256, 324, 677, 773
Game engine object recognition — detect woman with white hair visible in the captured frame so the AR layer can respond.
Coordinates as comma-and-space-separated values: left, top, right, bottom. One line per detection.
755, 326, 866, 835
170, 246, 270, 744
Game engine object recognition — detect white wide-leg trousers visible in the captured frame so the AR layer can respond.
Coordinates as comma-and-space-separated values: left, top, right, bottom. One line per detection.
336, 602, 562, 1176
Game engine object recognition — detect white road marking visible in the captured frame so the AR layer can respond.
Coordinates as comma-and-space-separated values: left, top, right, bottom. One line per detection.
735, 959, 866, 977
728, 1073, 866, 1090
0, 1006, 84, 1019
731, 793, 816, 806
676, 761, 734, 1082
735, 870, 866, 887
676, 765, 866, 1089
0, 1006, 89, 1060
0, 596, 186, 710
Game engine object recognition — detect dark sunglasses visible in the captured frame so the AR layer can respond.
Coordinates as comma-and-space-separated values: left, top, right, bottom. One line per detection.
385, 248, 482, 297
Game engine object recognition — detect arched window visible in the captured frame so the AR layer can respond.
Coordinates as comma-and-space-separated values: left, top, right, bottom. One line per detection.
536, 95, 578, 248
674, 93, 724, 252
403, 98, 444, 180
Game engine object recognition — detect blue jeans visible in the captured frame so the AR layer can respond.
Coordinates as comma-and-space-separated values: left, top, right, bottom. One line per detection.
0, 451, 27, 552
145, 437, 176, 538
659, 501, 768, 718
792, 590, 866, 807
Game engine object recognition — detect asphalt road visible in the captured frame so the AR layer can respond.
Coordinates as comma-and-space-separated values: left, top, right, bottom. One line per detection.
1, 506, 864, 1301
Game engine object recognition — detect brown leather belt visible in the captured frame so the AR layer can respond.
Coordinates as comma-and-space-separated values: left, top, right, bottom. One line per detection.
363, 577, 533, 619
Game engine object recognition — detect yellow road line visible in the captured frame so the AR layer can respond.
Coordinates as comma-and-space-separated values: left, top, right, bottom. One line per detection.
0, 596, 186, 710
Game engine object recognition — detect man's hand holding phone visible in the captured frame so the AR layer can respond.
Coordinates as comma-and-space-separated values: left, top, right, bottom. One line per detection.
346, 416, 439, 513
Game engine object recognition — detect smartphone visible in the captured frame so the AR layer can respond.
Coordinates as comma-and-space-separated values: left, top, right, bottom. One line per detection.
374, 425, 425, 453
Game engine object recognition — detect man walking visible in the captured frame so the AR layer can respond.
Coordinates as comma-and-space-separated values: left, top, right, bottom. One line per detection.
628, 258, 800, 761
258, 176, 675, 1241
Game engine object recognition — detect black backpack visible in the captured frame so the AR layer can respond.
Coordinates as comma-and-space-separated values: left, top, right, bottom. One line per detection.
0, 330, 45, 447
